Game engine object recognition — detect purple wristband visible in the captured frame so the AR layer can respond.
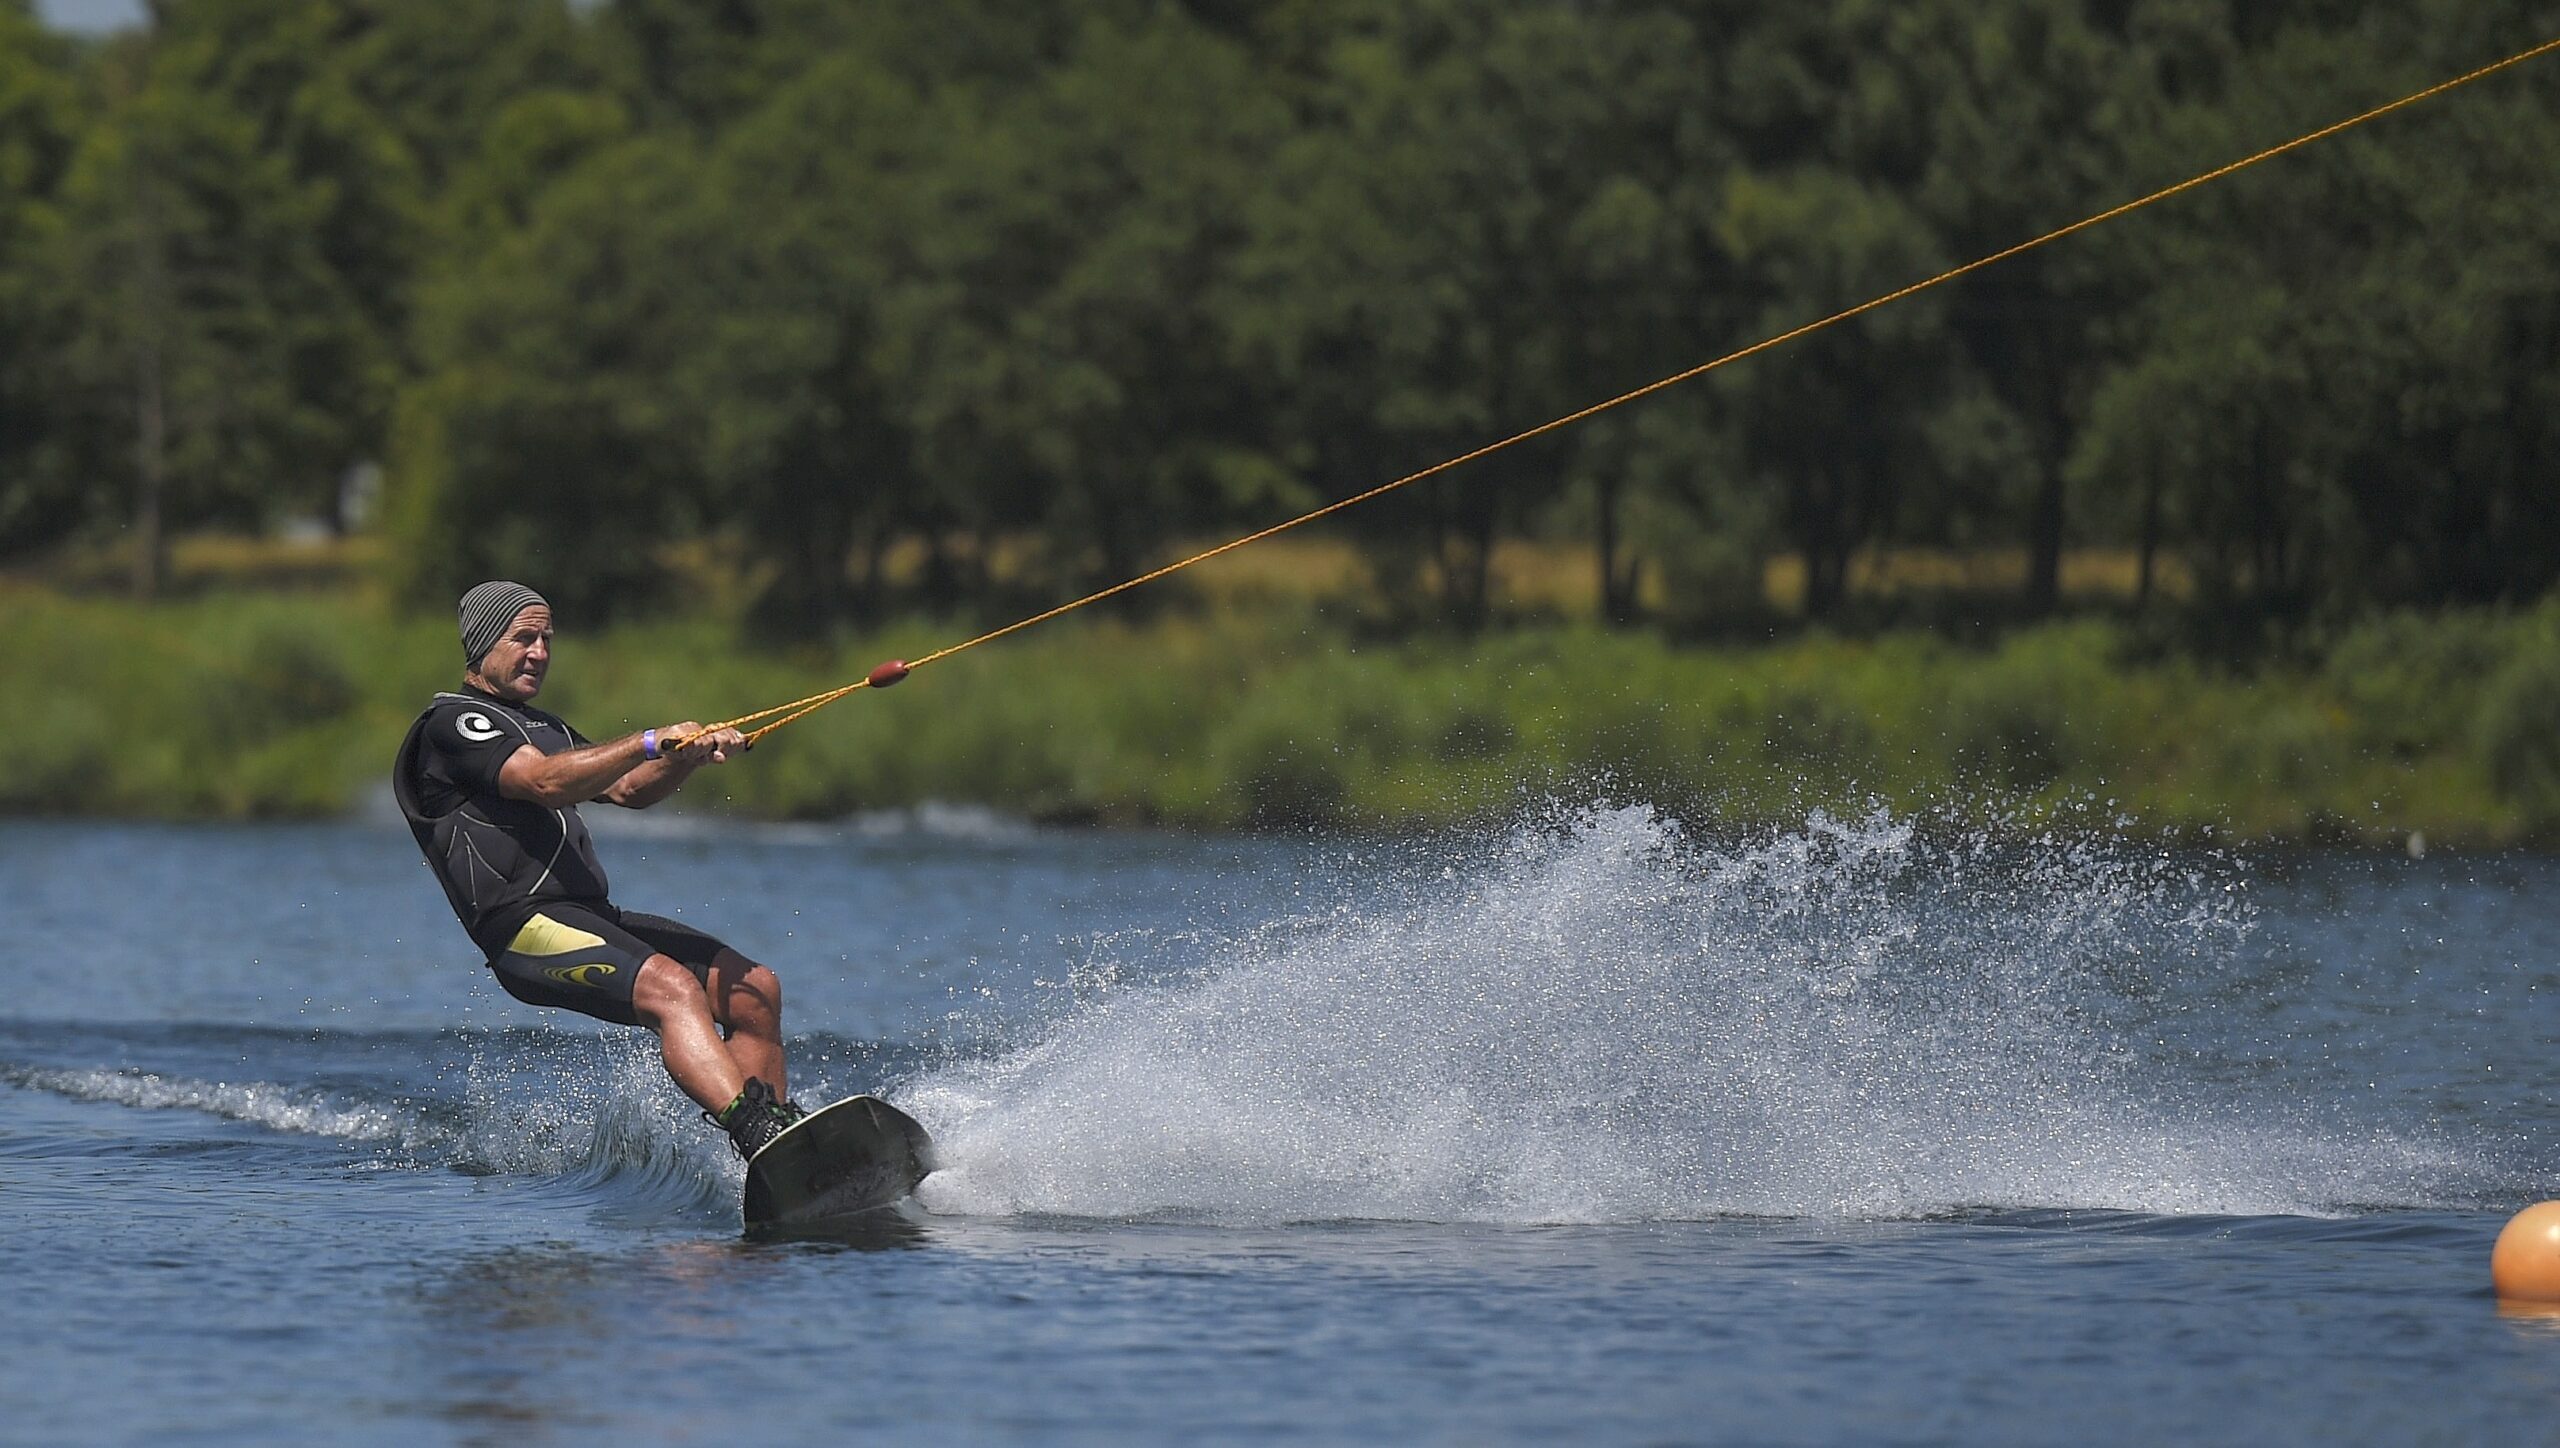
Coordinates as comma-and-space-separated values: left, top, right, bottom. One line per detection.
642, 728, 659, 761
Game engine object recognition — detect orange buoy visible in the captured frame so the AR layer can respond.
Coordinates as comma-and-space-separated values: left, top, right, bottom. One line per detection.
2491, 1202, 2560, 1301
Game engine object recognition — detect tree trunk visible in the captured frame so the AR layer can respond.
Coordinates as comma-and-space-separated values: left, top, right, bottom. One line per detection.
1089, 486, 1134, 596
855, 514, 892, 613
127, 163, 168, 602
1595, 468, 1639, 625
132, 337, 165, 601
2024, 352, 2070, 618
2134, 462, 2162, 615
2025, 466, 2064, 616
1804, 546, 1846, 620
920, 530, 956, 607
1440, 529, 1491, 631
1980, 273, 2077, 621
1426, 479, 1453, 614
799, 487, 845, 627
1452, 483, 1497, 630
1796, 468, 1848, 620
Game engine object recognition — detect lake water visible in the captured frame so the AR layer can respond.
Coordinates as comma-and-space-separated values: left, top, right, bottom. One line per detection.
5, 803, 2558, 1444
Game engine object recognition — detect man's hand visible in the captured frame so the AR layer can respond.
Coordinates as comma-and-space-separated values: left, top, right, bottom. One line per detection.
664, 721, 747, 765
598, 721, 746, 808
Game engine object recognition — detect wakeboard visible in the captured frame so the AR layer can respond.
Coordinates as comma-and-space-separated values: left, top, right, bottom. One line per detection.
742, 1094, 935, 1234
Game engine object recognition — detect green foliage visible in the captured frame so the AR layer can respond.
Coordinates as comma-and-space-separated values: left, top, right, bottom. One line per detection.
2323, 609, 2521, 757
1937, 625, 2112, 793
388, 133, 715, 618
3, 0, 2557, 747
0, 1, 81, 557
7, 586, 2554, 843
2477, 607, 2560, 831
0, 588, 443, 814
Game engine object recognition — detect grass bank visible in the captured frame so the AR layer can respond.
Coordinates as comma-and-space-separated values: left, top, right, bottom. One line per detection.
8, 584, 2559, 846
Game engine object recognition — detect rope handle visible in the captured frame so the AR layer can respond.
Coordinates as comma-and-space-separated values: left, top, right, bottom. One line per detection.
659, 659, 909, 755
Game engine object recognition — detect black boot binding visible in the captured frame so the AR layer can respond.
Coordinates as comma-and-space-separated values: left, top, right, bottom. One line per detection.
708, 1077, 806, 1161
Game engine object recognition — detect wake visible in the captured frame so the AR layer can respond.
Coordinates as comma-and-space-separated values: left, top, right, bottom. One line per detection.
908, 804, 2487, 1223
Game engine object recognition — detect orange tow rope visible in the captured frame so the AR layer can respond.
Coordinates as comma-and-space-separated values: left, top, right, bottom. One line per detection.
678, 34, 2560, 753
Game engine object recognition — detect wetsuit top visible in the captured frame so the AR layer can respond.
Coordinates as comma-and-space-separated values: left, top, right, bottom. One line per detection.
393, 689, 613, 955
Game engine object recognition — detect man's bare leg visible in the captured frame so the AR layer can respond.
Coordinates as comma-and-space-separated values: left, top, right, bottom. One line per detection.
631, 954, 745, 1113
703, 949, 787, 1102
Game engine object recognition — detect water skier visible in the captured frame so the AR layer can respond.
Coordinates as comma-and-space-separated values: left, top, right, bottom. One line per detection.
392, 581, 804, 1160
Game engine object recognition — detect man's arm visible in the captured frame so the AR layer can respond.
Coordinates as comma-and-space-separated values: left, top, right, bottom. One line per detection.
495, 722, 745, 809
598, 723, 745, 808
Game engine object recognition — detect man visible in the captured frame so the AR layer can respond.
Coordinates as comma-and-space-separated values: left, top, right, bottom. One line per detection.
393, 580, 803, 1160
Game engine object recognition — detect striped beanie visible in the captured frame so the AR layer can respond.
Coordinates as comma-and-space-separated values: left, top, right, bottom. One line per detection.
457, 581, 548, 666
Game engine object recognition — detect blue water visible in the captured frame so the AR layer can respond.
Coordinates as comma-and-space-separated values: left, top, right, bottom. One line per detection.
5, 804, 2559, 1444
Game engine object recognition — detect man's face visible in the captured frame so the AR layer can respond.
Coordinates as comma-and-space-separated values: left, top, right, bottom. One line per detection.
472, 604, 553, 702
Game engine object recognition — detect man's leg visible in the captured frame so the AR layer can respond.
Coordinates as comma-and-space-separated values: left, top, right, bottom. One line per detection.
702, 948, 787, 1102
630, 954, 745, 1113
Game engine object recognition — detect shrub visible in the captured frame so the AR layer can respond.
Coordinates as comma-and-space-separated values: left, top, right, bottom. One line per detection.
1939, 625, 2119, 795
197, 603, 366, 743
2210, 698, 2352, 808
2478, 618, 2560, 830
1759, 684, 1877, 773
9, 583, 2557, 845
0, 694, 111, 810
1203, 674, 1357, 828
2326, 609, 2519, 757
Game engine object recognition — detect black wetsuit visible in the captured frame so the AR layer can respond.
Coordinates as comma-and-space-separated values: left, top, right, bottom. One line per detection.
393, 689, 733, 1025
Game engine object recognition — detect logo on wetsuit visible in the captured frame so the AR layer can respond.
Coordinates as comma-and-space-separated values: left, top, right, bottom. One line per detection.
544, 962, 617, 987
456, 712, 503, 742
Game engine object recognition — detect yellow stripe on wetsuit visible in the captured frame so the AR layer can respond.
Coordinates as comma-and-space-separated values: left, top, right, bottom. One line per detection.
508, 913, 619, 987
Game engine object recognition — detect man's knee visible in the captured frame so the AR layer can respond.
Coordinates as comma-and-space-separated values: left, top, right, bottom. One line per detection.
715, 953, 782, 1029
629, 955, 709, 1027
737, 964, 784, 1024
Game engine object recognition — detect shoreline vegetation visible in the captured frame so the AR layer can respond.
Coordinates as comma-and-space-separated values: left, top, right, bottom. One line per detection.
12, 557, 2559, 849
9, 4, 2557, 852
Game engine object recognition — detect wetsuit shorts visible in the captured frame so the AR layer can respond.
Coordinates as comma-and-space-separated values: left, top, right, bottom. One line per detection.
485, 902, 736, 1027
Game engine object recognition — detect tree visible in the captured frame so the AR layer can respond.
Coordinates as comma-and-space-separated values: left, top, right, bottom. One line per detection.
1709, 164, 1960, 619
2071, 0, 2560, 626
131, 0, 427, 531
0, 0, 82, 559
47, 23, 361, 594
1236, 0, 1708, 627
1894, 0, 2133, 617
387, 135, 722, 620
